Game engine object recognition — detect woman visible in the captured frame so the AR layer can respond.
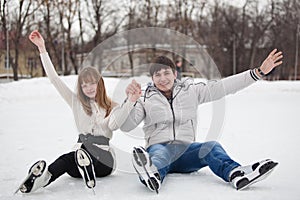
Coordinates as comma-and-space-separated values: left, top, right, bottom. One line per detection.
16, 30, 137, 193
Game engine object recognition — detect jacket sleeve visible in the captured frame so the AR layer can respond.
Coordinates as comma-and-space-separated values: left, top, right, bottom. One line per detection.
120, 99, 146, 132
40, 52, 74, 107
107, 100, 136, 131
195, 70, 258, 105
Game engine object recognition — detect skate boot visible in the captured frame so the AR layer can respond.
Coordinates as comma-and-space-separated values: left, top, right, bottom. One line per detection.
229, 159, 278, 190
132, 146, 161, 193
17, 160, 51, 193
75, 148, 96, 189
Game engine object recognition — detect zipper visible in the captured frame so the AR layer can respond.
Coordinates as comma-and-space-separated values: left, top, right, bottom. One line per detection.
169, 85, 181, 141
169, 98, 176, 141
190, 120, 195, 141
158, 85, 181, 142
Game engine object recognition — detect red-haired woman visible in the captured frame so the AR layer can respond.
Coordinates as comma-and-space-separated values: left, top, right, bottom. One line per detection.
16, 30, 139, 194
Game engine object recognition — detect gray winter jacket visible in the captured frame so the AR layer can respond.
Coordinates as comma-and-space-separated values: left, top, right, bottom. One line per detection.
120, 69, 260, 148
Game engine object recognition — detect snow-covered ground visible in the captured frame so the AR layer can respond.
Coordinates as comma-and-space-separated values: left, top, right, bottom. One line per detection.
0, 76, 299, 200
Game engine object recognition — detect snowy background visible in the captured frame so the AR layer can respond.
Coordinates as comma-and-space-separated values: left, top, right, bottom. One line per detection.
0, 76, 299, 200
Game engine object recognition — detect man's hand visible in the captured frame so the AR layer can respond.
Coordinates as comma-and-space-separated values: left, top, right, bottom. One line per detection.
126, 79, 142, 102
259, 49, 283, 75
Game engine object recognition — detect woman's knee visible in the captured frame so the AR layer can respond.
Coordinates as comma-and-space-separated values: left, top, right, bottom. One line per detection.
93, 160, 114, 177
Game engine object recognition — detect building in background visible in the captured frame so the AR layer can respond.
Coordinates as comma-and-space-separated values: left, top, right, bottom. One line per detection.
0, 31, 43, 81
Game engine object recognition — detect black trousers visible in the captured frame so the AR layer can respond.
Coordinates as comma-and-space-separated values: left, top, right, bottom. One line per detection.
47, 145, 114, 185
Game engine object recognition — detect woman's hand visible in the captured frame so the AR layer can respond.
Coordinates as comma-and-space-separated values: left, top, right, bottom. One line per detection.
126, 79, 142, 102
29, 30, 46, 53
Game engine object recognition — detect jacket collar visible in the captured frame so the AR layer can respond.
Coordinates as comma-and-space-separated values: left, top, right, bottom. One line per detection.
143, 79, 184, 101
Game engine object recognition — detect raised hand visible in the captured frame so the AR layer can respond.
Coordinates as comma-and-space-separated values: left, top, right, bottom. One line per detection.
259, 49, 283, 75
126, 79, 142, 102
29, 30, 46, 53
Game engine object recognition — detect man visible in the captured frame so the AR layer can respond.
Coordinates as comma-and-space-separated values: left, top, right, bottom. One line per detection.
122, 49, 283, 192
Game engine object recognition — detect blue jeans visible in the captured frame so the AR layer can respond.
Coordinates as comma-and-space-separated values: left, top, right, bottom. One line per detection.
147, 141, 240, 182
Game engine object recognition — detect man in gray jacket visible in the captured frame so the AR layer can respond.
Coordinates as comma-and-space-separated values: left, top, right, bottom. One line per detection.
122, 49, 283, 192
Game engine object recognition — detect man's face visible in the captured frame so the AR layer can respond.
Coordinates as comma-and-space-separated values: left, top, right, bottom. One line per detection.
152, 68, 177, 92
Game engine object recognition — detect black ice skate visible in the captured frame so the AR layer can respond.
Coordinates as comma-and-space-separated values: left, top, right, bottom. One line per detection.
15, 160, 50, 194
229, 159, 278, 190
132, 146, 161, 194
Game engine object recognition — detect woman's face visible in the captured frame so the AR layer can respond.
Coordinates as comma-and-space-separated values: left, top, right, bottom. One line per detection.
81, 80, 98, 99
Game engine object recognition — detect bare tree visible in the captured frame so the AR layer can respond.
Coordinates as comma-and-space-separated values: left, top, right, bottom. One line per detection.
216, 0, 275, 76
140, 0, 162, 62
1, 0, 299, 80
121, 0, 163, 76
202, 0, 229, 76
64, 0, 80, 75
85, 0, 123, 46
31, 1, 65, 76
123, 0, 137, 76
0, 0, 11, 75
42, 0, 81, 75
77, 1, 86, 66
166, 0, 196, 73
247, 0, 276, 68
268, 0, 300, 79
192, 1, 207, 41
6, 0, 40, 80
83, 0, 125, 71
217, 2, 252, 75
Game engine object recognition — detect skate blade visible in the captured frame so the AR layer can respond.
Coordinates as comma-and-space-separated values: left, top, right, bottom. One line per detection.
82, 164, 96, 189
91, 187, 96, 195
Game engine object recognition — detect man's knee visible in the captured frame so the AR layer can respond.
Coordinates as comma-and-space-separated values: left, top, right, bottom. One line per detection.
198, 141, 221, 158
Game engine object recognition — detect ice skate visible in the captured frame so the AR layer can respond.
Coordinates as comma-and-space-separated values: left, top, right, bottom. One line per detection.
16, 160, 51, 194
75, 148, 96, 189
132, 146, 161, 193
229, 159, 278, 190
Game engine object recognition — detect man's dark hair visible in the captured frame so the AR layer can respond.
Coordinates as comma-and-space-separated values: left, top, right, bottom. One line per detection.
149, 56, 176, 76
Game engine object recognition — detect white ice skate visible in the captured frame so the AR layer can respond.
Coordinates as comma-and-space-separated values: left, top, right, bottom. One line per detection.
229, 159, 278, 190
75, 148, 96, 190
132, 146, 161, 194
